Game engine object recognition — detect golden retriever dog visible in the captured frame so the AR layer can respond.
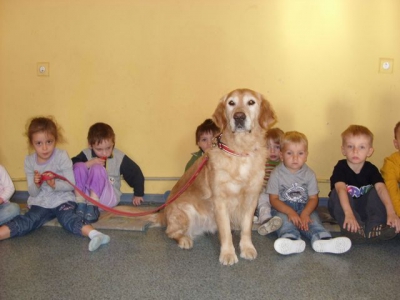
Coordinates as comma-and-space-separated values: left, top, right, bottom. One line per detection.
126, 88, 276, 265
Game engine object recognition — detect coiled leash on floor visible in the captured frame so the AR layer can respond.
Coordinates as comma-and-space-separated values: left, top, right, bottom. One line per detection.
39, 156, 209, 217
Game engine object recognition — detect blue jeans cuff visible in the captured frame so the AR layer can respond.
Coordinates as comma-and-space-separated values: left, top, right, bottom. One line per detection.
281, 233, 300, 240
311, 231, 332, 244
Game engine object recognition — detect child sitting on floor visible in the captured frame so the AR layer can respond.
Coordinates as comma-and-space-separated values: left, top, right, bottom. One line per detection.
381, 121, 400, 217
0, 164, 20, 225
185, 119, 219, 172
72, 122, 145, 223
268, 131, 351, 255
0, 117, 109, 251
328, 125, 400, 242
255, 128, 284, 236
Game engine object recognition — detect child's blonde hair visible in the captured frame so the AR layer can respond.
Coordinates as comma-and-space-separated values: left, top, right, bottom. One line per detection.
281, 131, 308, 151
25, 116, 65, 148
341, 125, 374, 146
266, 127, 284, 144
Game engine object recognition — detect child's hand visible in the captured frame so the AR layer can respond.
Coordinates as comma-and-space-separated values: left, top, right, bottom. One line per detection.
299, 212, 312, 231
132, 196, 144, 206
0, 197, 4, 205
287, 211, 302, 228
386, 213, 400, 233
87, 157, 106, 168
34, 170, 42, 187
343, 215, 360, 232
46, 178, 55, 189
39, 172, 56, 189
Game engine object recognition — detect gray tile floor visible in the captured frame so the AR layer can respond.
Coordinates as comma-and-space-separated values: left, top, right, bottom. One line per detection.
1, 225, 400, 300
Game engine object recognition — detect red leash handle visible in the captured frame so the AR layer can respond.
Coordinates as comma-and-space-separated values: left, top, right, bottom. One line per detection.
39, 156, 208, 217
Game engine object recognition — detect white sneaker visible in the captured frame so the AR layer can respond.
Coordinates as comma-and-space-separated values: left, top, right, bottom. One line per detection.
258, 216, 283, 236
312, 237, 352, 254
274, 238, 306, 255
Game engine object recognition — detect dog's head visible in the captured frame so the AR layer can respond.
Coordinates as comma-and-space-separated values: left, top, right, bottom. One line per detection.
212, 88, 277, 133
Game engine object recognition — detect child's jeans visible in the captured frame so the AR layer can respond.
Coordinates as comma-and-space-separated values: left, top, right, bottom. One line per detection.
5, 202, 83, 237
328, 188, 387, 234
0, 202, 20, 226
73, 163, 117, 207
273, 202, 331, 244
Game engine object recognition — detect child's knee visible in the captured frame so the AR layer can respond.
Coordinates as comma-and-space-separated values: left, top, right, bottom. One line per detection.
73, 162, 87, 172
88, 164, 107, 179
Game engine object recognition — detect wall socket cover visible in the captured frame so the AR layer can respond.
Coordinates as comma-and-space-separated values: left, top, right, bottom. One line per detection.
37, 62, 50, 76
379, 58, 393, 74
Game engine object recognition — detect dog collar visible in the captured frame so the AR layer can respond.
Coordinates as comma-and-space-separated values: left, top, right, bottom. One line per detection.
213, 134, 249, 157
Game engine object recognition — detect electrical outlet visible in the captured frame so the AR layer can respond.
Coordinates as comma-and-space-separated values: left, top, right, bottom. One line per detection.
37, 62, 50, 76
379, 58, 393, 74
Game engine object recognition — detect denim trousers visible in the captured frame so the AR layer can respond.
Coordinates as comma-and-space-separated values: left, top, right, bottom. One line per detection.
0, 202, 20, 226
272, 201, 331, 244
6, 201, 83, 237
328, 188, 386, 234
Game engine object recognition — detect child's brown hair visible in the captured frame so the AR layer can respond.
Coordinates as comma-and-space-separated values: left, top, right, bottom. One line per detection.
87, 123, 115, 146
26, 116, 65, 147
266, 127, 284, 144
195, 119, 219, 144
341, 125, 374, 146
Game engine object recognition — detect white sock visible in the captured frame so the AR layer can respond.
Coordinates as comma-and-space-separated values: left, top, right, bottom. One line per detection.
89, 230, 101, 239
88, 230, 110, 251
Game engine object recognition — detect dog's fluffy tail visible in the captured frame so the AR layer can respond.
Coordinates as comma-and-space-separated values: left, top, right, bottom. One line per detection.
112, 206, 166, 227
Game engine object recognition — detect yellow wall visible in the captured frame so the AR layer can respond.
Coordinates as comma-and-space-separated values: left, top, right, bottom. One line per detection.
1, 0, 399, 197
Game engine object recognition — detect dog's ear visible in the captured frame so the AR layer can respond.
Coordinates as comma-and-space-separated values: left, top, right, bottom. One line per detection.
258, 95, 277, 130
212, 96, 228, 131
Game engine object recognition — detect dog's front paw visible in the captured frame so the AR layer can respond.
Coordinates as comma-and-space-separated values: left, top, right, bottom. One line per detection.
219, 252, 239, 266
178, 236, 193, 249
240, 246, 257, 260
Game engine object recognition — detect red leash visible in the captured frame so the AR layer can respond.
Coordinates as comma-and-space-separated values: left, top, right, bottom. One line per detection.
39, 156, 209, 217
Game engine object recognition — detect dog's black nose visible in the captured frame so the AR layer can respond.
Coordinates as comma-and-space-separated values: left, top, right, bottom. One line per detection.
234, 112, 246, 121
